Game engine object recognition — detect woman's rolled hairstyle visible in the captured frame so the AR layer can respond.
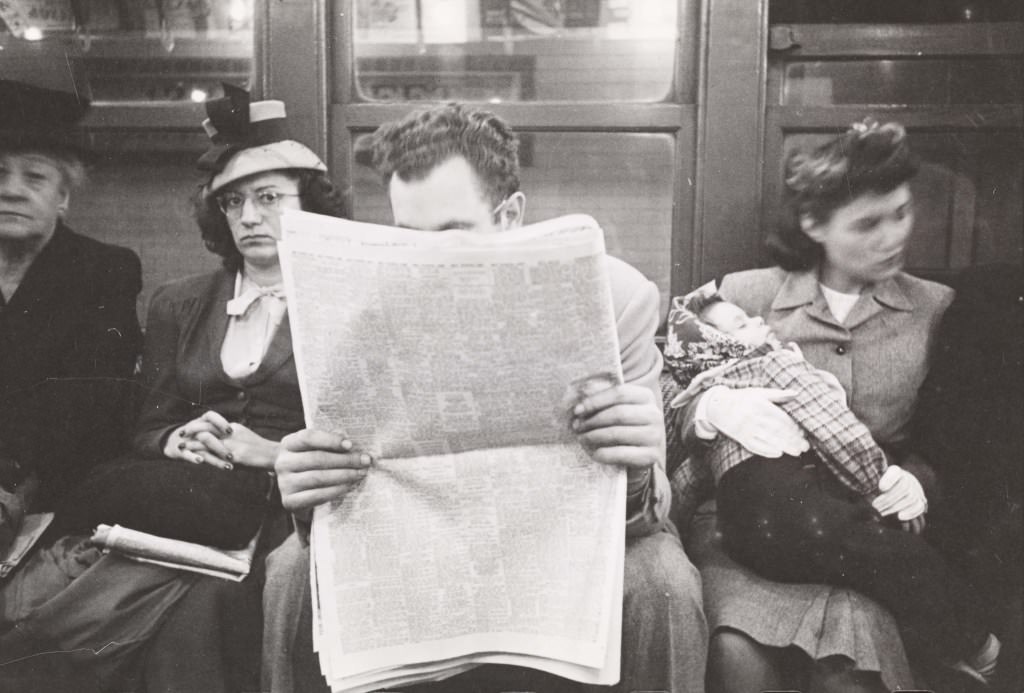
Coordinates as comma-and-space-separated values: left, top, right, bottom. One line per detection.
767, 118, 918, 270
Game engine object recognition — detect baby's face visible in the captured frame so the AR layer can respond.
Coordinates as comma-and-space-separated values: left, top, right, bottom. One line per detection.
701, 301, 774, 347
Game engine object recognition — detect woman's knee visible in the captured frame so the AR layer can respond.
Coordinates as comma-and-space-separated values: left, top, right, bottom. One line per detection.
808, 656, 887, 693
707, 629, 786, 693
710, 630, 766, 668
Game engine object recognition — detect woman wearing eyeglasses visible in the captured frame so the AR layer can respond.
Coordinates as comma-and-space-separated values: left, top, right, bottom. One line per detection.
64, 86, 348, 551
142, 103, 346, 479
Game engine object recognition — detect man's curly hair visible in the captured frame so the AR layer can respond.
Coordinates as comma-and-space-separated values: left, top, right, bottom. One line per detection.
369, 102, 520, 207
767, 118, 918, 271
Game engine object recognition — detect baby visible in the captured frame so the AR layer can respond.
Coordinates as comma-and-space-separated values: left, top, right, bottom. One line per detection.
664, 289, 889, 500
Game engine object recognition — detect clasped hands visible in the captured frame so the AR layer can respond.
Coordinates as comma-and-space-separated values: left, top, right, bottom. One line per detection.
164, 411, 279, 470
276, 380, 664, 520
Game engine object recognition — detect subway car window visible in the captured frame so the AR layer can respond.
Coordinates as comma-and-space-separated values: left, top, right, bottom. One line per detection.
0, 1, 256, 314
779, 58, 1023, 106
0, 0, 255, 102
762, 1, 1024, 278
352, 0, 679, 102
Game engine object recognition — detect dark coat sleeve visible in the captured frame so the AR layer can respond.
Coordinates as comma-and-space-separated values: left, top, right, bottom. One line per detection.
132, 282, 192, 457
27, 244, 143, 508
914, 264, 1023, 531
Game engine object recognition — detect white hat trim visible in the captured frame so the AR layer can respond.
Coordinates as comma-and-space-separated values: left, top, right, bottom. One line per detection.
250, 100, 286, 122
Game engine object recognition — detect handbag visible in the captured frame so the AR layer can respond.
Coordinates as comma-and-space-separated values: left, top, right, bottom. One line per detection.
57, 456, 274, 550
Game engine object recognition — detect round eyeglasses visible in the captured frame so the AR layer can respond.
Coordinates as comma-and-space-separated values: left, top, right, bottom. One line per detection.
216, 190, 300, 217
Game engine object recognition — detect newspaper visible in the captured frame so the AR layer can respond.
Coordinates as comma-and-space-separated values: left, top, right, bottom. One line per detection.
279, 211, 627, 693
90, 524, 258, 582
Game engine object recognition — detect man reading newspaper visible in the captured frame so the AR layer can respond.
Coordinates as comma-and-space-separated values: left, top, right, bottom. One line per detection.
262, 103, 707, 693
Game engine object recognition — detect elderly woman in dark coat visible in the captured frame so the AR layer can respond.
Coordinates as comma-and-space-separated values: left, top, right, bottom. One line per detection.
0, 75, 142, 690
0, 76, 141, 590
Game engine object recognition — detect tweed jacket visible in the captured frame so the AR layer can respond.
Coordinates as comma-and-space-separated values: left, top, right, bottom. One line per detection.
0, 224, 141, 509
719, 267, 954, 446
133, 269, 304, 457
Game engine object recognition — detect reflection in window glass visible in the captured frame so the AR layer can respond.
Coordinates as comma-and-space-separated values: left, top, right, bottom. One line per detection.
353, 0, 679, 102
0, 1, 254, 103
780, 132, 1023, 271
780, 59, 1023, 106
353, 132, 675, 308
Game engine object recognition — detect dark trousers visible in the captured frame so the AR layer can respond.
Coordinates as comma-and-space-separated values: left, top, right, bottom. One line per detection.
716, 454, 988, 663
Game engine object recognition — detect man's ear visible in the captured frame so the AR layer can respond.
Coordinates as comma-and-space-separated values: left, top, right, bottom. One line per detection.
799, 213, 825, 242
501, 191, 526, 229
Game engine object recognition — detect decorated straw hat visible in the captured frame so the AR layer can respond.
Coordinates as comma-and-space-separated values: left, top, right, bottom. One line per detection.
198, 84, 326, 194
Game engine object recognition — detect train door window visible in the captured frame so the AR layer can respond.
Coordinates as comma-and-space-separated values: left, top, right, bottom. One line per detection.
334, 0, 699, 306
763, 1, 1024, 279
0, 0, 256, 102
1, 0, 261, 313
353, 130, 676, 309
352, 1, 678, 103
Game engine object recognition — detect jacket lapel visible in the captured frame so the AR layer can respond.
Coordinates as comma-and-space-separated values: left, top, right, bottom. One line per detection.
771, 269, 846, 329
205, 271, 236, 386
244, 311, 294, 384
844, 276, 914, 330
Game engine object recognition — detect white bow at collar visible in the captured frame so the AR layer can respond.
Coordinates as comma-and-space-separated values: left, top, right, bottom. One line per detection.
225, 284, 286, 317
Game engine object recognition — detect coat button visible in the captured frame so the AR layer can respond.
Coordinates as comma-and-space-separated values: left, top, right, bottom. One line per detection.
236, 391, 247, 400
835, 345, 847, 355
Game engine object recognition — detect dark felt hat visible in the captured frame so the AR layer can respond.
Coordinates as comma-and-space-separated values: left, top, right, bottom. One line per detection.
0, 46, 93, 159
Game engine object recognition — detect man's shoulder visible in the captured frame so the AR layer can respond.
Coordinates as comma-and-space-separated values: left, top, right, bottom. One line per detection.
604, 255, 658, 310
720, 267, 787, 296
719, 267, 790, 314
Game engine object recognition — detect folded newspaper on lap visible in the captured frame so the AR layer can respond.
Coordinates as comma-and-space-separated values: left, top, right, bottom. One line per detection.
280, 211, 627, 693
90, 524, 258, 582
